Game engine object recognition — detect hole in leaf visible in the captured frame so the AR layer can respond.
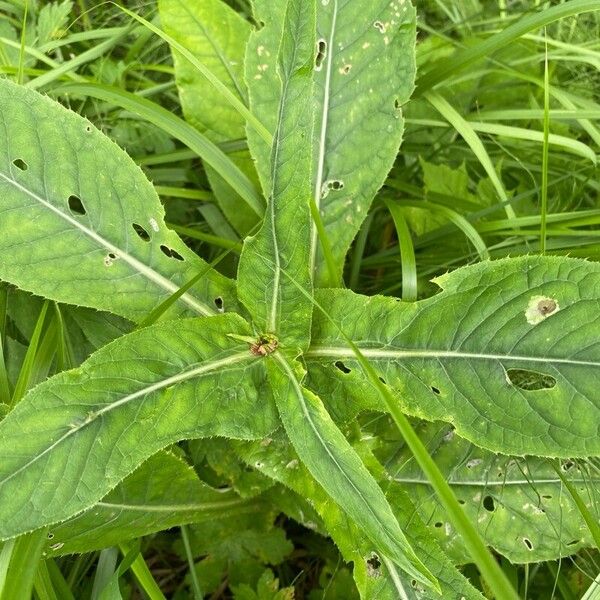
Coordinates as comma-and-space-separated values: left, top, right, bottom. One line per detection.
328, 180, 344, 191
458, 499, 466, 505
434, 522, 443, 528
315, 39, 327, 70
541, 495, 552, 500
378, 376, 387, 384
523, 538, 533, 551
104, 253, 118, 267
334, 361, 351, 374
366, 553, 381, 578
394, 98, 401, 110
68, 195, 86, 216
374, 20, 385, 33
85, 124, 93, 133
160, 245, 184, 261
562, 460, 575, 472
13, 158, 28, 171
483, 495, 495, 512
132, 223, 150, 241
567, 540, 579, 546
214, 297, 223, 310
431, 386, 441, 395
47, 532, 54, 539
411, 580, 417, 588
506, 368, 556, 391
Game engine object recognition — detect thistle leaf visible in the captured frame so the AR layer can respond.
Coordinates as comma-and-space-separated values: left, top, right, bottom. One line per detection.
0, 79, 237, 322
307, 256, 600, 457
0, 314, 276, 539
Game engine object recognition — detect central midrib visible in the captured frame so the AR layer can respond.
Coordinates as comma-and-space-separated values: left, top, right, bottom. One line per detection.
310, 0, 338, 274
0, 171, 214, 317
305, 345, 600, 368
0, 351, 254, 487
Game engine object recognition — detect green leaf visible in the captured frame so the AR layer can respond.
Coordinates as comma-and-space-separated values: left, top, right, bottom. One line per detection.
56, 82, 264, 220
188, 500, 292, 596
0, 79, 236, 323
238, 431, 483, 600
36, 1, 72, 47
0, 313, 277, 539
246, 0, 417, 283
158, 0, 250, 141
231, 569, 294, 600
44, 451, 262, 556
237, 0, 315, 351
384, 422, 600, 564
266, 354, 436, 591
158, 0, 262, 236
306, 256, 600, 457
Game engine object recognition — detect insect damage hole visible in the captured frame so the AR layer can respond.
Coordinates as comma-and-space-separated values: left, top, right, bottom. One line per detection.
334, 360, 351, 374
160, 245, 184, 261
68, 195, 86, 216
523, 538, 533, 551
315, 39, 327, 70
214, 296, 224, 311
132, 223, 151, 242
506, 368, 556, 391
321, 179, 344, 198
525, 295, 559, 325
483, 495, 495, 512
104, 252, 118, 267
366, 553, 381, 578
12, 158, 28, 171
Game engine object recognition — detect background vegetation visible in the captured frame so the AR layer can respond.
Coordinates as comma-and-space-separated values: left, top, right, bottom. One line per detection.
0, 0, 599, 597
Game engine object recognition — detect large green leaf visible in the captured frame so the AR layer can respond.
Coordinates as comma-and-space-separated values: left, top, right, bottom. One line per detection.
0, 78, 237, 322
246, 0, 417, 283
238, 430, 483, 600
382, 421, 600, 564
0, 313, 276, 539
306, 256, 600, 457
237, 0, 314, 351
44, 451, 262, 556
159, 0, 261, 236
266, 354, 436, 591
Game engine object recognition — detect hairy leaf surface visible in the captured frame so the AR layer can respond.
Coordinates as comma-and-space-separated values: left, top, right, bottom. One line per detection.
0, 314, 276, 539
237, 0, 314, 351
159, 0, 261, 236
0, 79, 237, 322
44, 451, 261, 556
307, 256, 600, 457
267, 354, 435, 590
246, 0, 417, 283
